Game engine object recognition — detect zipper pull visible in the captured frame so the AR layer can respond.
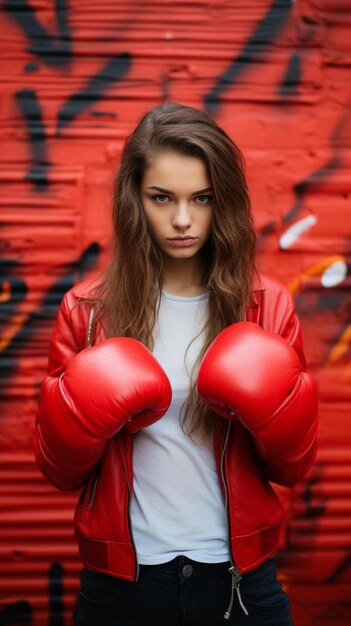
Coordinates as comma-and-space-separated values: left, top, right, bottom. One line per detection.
224, 566, 249, 620
229, 564, 241, 582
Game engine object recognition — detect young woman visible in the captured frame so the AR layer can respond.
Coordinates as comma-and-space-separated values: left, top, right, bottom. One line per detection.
34, 103, 319, 626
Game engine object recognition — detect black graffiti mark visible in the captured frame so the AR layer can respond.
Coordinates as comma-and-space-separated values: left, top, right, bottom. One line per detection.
295, 290, 346, 316
0, 242, 100, 386
0, 260, 28, 390
0, 272, 28, 377
7, 2, 132, 188
0, 601, 33, 625
91, 111, 118, 119
0, 280, 27, 309
283, 105, 350, 224
301, 14, 319, 28
0, 260, 28, 314
257, 105, 350, 239
330, 101, 351, 148
284, 465, 327, 577
256, 220, 279, 248
295, 285, 350, 321
301, 470, 327, 519
48, 562, 65, 626
327, 551, 351, 583
279, 52, 301, 96
299, 16, 320, 46
15, 56, 132, 186
294, 285, 351, 368
24, 63, 39, 73
4, 0, 72, 68
15, 53, 131, 188
203, 0, 293, 116
15, 89, 52, 190
278, 7, 320, 97
0, 560, 66, 625
57, 53, 132, 131
283, 156, 341, 225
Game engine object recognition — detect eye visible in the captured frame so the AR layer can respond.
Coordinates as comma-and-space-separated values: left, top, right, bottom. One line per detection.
152, 194, 169, 203
194, 194, 212, 204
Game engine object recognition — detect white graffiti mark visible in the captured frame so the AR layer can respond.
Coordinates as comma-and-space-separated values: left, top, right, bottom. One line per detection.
321, 260, 347, 288
279, 214, 317, 249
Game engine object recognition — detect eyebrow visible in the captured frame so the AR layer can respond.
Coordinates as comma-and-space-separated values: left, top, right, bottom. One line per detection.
145, 185, 213, 195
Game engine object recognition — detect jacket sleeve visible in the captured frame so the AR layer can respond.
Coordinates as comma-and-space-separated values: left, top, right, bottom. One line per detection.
252, 288, 319, 488
34, 291, 107, 492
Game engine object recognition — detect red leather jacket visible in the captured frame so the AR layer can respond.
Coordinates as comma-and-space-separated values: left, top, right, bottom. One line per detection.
34, 272, 318, 581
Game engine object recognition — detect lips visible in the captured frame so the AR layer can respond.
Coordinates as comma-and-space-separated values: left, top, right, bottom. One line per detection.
168, 237, 196, 241
167, 236, 198, 247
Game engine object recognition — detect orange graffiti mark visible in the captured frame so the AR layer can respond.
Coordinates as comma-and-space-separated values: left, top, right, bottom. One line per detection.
288, 256, 350, 368
0, 280, 11, 303
288, 255, 346, 296
0, 312, 29, 352
327, 324, 351, 366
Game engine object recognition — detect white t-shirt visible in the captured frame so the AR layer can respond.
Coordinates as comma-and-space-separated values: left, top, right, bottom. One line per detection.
129, 289, 230, 565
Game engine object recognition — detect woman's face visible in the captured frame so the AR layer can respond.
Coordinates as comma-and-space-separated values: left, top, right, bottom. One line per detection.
141, 151, 213, 261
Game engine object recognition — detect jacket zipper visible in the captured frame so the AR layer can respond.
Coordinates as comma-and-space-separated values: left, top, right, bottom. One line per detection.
221, 421, 249, 619
124, 470, 140, 582
86, 309, 98, 511
87, 476, 98, 510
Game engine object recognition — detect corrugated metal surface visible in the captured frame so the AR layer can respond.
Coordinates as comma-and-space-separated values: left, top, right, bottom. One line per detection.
1, 0, 350, 623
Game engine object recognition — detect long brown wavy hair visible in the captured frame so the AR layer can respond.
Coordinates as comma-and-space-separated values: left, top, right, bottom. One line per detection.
92, 102, 257, 441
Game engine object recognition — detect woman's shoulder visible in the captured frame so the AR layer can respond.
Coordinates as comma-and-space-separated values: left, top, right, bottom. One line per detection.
63, 271, 104, 305
252, 272, 290, 294
251, 271, 294, 311
52, 272, 105, 355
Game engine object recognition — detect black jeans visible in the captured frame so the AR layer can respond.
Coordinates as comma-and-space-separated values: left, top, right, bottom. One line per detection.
73, 556, 294, 626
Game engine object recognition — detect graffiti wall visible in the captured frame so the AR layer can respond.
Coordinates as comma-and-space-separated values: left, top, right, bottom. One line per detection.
1, 0, 350, 623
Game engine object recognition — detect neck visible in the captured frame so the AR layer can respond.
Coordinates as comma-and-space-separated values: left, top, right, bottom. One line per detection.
161, 253, 206, 296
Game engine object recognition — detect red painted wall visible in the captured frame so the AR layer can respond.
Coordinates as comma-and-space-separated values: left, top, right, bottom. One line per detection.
1, 0, 350, 623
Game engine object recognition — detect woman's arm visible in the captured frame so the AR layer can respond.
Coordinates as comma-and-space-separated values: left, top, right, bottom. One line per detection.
250, 300, 319, 487
34, 292, 107, 491
197, 295, 319, 488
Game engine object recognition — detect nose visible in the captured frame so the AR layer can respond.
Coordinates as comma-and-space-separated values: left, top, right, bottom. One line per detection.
172, 202, 192, 229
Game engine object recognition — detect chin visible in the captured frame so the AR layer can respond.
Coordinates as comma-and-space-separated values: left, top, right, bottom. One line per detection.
170, 250, 201, 260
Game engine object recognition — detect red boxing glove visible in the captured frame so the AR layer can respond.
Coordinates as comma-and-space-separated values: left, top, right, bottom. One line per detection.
197, 321, 316, 437
59, 337, 172, 438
